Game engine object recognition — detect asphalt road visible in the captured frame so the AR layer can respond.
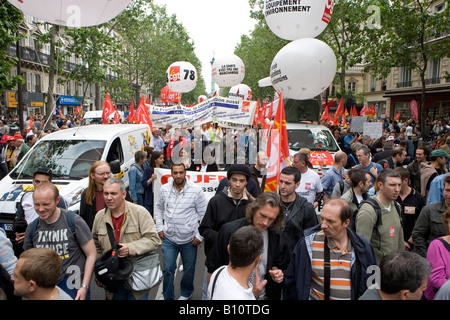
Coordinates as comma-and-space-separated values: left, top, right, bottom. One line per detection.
90, 242, 207, 300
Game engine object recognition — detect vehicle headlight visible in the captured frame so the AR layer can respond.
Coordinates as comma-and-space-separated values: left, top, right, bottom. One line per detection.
66, 187, 85, 207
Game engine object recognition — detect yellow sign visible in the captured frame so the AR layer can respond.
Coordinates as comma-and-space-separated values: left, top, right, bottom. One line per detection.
7, 92, 18, 108
30, 101, 44, 107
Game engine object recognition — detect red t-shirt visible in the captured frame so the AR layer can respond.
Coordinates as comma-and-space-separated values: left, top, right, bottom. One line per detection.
111, 214, 124, 242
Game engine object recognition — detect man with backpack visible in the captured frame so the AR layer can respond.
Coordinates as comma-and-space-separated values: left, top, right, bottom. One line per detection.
354, 169, 405, 264
23, 183, 96, 300
340, 168, 371, 212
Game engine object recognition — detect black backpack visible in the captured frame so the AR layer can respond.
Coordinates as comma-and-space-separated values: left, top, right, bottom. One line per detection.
350, 198, 402, 250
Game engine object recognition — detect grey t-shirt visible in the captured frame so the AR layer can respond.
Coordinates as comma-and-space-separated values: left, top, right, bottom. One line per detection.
23, 209, 93, 282
358, 288, 383, 300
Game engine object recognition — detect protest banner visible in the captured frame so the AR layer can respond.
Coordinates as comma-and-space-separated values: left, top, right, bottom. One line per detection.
150, 96, 257, 129
153, 168, 227, 204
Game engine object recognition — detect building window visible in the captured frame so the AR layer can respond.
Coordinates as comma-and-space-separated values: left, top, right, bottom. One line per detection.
34, 74, 41, 92
371, 75, 377, 92
398, 66, 412, 87
347, 81, 356, 93
435, 3, 445, 13
428, 58, 441, 84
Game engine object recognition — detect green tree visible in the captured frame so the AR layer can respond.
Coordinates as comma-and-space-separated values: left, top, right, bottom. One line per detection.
234, 21, 288, 102
364, 0, 450, 126
0, 1, 23, 92
319, 0, 370, 99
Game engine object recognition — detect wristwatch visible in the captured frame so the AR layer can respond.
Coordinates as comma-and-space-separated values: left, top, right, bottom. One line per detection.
81, 284, 90, 290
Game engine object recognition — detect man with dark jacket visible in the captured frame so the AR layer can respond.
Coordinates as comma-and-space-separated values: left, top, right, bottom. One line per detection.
412, 175, 450, 257
284, 199, 377, 300
278, 166, 318, 257
205, 191, 288, 300
199, 164, 252, 299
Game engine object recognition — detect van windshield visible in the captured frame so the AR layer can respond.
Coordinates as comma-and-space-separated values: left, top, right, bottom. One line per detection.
10, 140, 106, 180
80, 118, 103, 126
287, 128, 339, 152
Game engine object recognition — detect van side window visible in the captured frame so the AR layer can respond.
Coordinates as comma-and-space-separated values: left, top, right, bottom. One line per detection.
107, 138, 124, 165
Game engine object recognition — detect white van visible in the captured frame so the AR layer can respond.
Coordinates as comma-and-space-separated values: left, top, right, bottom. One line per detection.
0, 124, 152, 238
80, 110, 125, 126
286, 122, 341, 178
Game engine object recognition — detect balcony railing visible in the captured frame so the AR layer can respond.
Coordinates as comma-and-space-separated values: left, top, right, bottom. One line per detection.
396, 81, 413, 88
425, 77, 441, 85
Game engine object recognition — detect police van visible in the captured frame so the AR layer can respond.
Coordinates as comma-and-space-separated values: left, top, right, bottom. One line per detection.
0, 124, 152, 239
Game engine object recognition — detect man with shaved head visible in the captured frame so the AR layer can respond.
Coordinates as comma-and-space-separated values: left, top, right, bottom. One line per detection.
321, 151, 348, 199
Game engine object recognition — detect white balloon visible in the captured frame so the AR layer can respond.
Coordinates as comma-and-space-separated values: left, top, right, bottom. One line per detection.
166, 61, 198, 93
264, 0, 334, 40
270, 38, 337, 100
212, 55, 245, 87
228, 84, 252, 101
8, 0, 131, 27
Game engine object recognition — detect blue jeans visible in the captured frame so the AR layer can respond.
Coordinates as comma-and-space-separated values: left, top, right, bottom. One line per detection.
161, 237, 198, 300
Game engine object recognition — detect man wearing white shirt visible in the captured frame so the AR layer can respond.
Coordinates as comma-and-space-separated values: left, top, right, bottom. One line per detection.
207, 225, 267, 300
292, 152, 323, 209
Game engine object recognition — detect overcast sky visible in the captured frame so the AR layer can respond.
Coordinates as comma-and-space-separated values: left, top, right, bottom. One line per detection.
152, 0, 257, 96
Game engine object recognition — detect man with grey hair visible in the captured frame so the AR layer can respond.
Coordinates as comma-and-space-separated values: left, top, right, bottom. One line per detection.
359, 250, 430, 300
92, 177, 161, 300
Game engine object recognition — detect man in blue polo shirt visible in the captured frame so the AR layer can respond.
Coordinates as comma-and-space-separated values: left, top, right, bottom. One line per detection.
152, 129, 165, 152
355, 145, 383, 186
321, 151, 348, 199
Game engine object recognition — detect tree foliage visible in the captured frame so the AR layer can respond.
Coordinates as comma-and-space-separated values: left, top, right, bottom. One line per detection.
0, 1, 23, 92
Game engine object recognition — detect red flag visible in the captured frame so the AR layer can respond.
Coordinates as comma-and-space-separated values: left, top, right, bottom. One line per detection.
395, 111, 400, 121
26, 117, 33, 134
253, 99, 260, 125
259, 100, 267, 124
367, 105, 376, 118
102, 93, 115, 124
333, 96, 344, 122
128, 98, 135, 122
351, 105, 359, 117
341, 115, 347, 127
134, 96, 153, 131
264, 93, 291, 192
360, 105, 367, 116
320, 104, 331, 122
112, 109, 120, 124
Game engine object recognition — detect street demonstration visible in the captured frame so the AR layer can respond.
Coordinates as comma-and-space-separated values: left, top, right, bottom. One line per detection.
0, 0, 449, 307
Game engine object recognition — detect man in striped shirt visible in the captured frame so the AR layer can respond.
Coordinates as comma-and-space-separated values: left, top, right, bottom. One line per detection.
284, 199, 377, 300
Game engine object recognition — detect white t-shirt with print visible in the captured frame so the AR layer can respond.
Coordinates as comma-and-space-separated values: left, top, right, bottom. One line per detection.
295, 168, 323, 205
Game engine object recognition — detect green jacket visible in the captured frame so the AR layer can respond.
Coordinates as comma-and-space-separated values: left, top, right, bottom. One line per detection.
341, 188, 368, 212
356, 196, 404, 264
411, 199, 448, 258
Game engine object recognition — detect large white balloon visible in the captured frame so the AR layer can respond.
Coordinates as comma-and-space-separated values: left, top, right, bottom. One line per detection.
8, 0, 131, 27
212, 55, 245, 87
264, 0, 334, 40
270, 38, 337, 100
229, 84, 252, 101
166, 61, 198, 93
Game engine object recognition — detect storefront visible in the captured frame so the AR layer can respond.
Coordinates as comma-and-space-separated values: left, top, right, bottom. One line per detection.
384, 86, 450, 121
55, 95, 83, 116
